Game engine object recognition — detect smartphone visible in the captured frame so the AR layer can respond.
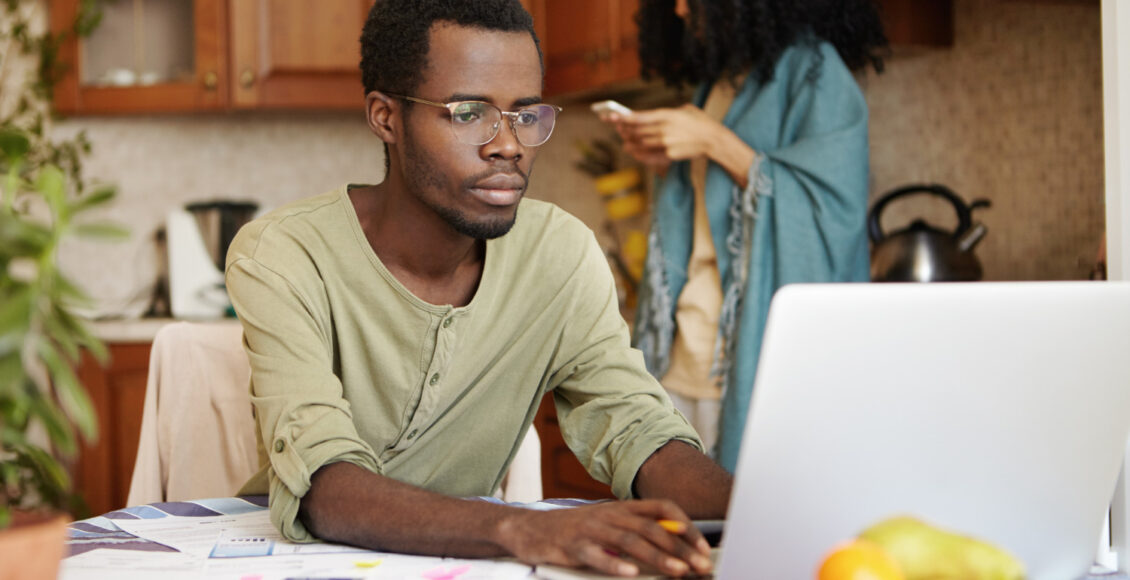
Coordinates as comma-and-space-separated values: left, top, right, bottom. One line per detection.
591, 99, 633, 118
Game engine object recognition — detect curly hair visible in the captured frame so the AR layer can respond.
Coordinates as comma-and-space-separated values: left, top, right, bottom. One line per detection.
637, 0, 888, 87
360, 0, 542, 97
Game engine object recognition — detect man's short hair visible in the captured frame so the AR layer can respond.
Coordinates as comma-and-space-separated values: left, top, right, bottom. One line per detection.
360, 0, 543, 97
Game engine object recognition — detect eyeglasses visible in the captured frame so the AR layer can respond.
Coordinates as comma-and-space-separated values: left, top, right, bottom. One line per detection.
386, 93, 562, 147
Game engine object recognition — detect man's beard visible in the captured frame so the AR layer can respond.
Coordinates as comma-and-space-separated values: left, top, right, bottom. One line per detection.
402, 136, 524, 240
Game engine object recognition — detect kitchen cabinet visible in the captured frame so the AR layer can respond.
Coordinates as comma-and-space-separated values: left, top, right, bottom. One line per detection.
72, 342, 151, 517
534, 395, 616, 500
875, 0, 954, 47
229, 0, 372, 110
50, 0, 374, 114
524, 0, 641, 97
50, 0, 640, 113
51, 0, 229, 114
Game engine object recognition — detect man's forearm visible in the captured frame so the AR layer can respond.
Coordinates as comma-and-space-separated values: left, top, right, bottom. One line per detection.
299, 462, 519, 557
301, 456, 719, 576
634, 440, 733, 519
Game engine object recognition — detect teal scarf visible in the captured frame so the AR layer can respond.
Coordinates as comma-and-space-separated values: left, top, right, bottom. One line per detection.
633, 39, 872, 472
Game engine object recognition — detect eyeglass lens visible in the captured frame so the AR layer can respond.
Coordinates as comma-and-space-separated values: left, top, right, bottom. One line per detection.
449, 102, 558, 147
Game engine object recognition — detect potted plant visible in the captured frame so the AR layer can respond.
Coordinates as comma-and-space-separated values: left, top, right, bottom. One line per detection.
0, 1, 119, 576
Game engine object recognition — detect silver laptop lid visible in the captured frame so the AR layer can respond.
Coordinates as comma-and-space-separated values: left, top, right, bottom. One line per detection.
717, 282, 1130, 580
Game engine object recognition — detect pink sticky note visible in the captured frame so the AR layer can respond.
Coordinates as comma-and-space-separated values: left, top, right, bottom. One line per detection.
421, 564, 472, 580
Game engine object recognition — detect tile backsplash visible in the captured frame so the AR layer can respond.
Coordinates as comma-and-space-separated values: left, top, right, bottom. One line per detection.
28, 0, 1105, 316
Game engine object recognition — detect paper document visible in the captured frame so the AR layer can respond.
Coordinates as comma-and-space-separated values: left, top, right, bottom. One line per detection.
114, 510, 276, 557
60, 549, 204, 580
114, 510, 371, 559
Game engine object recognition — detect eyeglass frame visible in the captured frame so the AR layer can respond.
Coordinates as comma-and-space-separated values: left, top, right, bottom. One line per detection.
383, 92, 563, 147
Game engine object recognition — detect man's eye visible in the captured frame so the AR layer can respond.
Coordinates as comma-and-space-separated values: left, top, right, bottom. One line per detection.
453, 111, 481, 124
515, 111, 539, 126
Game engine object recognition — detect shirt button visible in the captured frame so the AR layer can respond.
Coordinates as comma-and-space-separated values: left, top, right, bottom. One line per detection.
273, 439, 285, 453
429, 373, 439, 385
442, 317, 453, 328
406, 429, 418, 440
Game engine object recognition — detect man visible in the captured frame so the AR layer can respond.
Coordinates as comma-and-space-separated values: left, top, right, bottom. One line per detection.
226, 1, 732, 576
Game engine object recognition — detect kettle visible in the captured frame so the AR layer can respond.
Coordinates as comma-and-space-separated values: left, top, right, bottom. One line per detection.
868, 184, 991, 282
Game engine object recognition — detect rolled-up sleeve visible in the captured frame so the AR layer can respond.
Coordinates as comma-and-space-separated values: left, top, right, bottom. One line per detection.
227, 250, 380, 542
549, 233, 703, 499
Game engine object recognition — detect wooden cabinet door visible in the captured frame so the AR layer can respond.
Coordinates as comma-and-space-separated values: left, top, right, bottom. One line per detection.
540, 0, 640, 96
72, 343, 152, 517
51, 0, 228, 114
229, 0, 373, 110
875, 0, 953, 47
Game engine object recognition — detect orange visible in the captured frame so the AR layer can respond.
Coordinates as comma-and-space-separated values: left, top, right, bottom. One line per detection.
817, 539, 905, 580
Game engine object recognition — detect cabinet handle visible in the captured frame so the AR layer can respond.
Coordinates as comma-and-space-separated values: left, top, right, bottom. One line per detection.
239, 68, 256, 89
202, 71, 218, 90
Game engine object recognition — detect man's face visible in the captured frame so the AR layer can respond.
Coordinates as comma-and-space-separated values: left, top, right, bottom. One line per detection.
397, 23, 543, 240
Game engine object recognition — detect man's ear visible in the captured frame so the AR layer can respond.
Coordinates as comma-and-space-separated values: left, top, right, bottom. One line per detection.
365, 91, 399, 143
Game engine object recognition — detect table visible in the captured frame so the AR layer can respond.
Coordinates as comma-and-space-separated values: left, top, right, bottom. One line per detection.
62, 497, 1130, 579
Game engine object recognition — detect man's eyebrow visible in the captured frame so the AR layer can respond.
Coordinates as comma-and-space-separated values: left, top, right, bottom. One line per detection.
447, 93, 544, 108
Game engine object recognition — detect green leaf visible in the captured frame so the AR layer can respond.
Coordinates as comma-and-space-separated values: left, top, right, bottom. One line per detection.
25, 391, 77, 457
3, 160, 24, 211
44, 310, 80, 362
23, 443, 71, 494
0, 129, 30, 162
72, 222, 129, 241
74, 0, 105, 37
0, 422, 30, 450
35, 165, 67, 223
0, 214, 53, 257
52, 301, 104, 358
0, 459, 19, 489
67, 185, 116, 215
36, 341, 97, 444
0, 286, 33, 341
0, 352, 24, 393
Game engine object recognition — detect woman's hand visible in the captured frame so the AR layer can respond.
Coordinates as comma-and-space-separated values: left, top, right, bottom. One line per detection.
606, 104, 757, 186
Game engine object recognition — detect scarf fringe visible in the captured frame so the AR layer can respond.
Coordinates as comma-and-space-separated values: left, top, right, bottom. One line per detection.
636, 156, 772, 398
710, 155, 771, 397
636, 207, 676, 378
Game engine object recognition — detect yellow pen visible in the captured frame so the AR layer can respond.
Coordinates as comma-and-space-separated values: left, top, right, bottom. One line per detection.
657, 519, 686, 534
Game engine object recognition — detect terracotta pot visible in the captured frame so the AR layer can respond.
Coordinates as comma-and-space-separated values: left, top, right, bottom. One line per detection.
0, 513, 69, 580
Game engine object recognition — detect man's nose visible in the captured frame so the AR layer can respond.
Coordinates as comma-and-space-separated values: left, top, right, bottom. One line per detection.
483, 115, 523, 160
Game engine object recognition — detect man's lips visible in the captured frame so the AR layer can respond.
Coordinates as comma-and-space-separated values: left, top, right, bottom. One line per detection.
469, 174, 526, 206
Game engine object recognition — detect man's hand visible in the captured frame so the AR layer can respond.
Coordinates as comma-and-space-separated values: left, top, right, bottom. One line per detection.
498, 499, 713, 577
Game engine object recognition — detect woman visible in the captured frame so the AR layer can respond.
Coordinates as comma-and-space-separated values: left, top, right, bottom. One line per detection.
606, 0, 888, 471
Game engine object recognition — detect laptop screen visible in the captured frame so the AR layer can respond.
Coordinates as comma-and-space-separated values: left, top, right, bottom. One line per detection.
717, 282, 1130, 580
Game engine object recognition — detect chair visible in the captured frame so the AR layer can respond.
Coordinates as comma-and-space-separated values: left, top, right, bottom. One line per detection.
127, 321, 257, 505
127, 321, 542, 505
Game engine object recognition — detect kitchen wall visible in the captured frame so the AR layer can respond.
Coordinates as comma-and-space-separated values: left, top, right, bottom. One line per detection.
863, 0, 1103, 281
18, 0, 1104, 316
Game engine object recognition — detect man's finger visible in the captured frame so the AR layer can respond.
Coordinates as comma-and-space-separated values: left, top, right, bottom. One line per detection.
583, 524, 689, 578
571, 541, 639, 577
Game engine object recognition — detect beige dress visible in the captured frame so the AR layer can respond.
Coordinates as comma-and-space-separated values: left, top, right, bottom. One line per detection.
659, 78, 743, 453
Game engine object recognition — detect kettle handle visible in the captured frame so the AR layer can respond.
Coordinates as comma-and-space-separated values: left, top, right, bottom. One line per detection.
868, 184, 973, 243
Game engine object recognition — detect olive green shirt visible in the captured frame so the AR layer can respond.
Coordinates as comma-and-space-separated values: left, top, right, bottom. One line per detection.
225, 185, 701, 542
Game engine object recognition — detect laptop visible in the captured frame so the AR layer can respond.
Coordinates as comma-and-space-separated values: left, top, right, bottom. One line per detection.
716, 282, 1130, 580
